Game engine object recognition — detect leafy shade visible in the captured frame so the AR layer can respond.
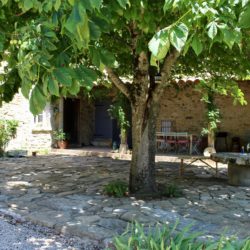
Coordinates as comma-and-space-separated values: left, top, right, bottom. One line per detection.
0, 0, 249, 115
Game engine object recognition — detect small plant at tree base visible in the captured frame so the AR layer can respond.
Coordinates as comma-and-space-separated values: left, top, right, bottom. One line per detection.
111, 221, 250, 250
0, 120, 18, 156
161, 184, 182, 198
104, 180, 128, 198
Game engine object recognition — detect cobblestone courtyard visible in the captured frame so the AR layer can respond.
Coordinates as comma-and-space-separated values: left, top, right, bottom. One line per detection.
0, 153, 249, 248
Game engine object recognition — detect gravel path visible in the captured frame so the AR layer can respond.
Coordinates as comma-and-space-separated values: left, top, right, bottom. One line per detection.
0, 214, 101, 250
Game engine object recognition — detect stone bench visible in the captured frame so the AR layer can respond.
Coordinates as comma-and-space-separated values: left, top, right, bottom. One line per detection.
211, 153, 250, 186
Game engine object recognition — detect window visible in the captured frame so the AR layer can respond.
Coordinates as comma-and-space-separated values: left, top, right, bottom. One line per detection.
33, 104, 52, 130
161, 120, 172, 132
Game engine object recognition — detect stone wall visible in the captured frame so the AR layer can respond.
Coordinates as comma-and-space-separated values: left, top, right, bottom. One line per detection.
0, 91, 53, 153
2, 81, 250, 152
157, 81, 250, 149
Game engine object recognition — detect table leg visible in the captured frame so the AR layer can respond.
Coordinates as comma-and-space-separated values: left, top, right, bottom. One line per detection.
215, 161, 218, 177
179, 159, 184, 176
189, 135, 192, 155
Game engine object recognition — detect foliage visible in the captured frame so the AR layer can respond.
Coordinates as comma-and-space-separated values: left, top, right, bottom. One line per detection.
0, 120, 18, 155
52, 129, 69, 141
195, 79, 247, 135
104, 180, 128, 198
0, 1, 249, 113
108, 93, 130, 133
1, 0, 250, 192
161, 184, 182, 198
111, 221, 250, 250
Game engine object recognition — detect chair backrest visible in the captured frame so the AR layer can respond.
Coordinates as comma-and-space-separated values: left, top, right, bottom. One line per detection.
176, 132, 188, 137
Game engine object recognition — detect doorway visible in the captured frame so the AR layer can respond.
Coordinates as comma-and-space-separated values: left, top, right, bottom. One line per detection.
63, 98, 80, 145
94, 101, 113, 139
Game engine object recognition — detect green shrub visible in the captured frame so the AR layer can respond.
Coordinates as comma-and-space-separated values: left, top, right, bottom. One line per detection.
161, 184, 182, 198
104, 180, 128, 198
111, 222, 250, 250
0, 120, 18, 156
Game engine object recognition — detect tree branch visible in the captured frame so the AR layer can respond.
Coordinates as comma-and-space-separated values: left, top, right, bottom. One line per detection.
152, 49, 180, 101
105, 67, 131, 100
161, 49, 180, 83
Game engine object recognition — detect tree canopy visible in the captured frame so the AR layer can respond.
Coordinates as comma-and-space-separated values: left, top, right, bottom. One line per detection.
1, 0, 250, 193
0, 0, 249, 110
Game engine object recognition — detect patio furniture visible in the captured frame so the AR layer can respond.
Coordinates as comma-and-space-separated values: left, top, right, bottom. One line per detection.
165, 132, 177, 153
211, 153, 250, 186
156, 132, 193, 155
176, 132, 189, 153
178, 155, 218, 177
156, 132, 166, 152
192, 135, 202, 155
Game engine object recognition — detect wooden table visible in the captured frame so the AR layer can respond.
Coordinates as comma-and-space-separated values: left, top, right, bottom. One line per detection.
178, 155, 218, 177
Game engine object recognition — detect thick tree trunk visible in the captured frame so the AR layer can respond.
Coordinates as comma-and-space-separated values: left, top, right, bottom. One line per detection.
129, 99, 159, 194
106, 51, 179, 195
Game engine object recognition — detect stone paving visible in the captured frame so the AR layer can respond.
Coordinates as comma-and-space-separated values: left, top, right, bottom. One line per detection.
0, 154, 250, 248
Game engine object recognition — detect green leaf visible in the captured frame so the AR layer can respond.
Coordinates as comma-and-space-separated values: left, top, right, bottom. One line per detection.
68, 80, 80, 95
116, 0, 130, 9
239, 3, 250, 28
222, 29, 235, 49
207, 21, 218, 40
21, 77, 32, 99
23, 0, 33, 11
89, 20, 101, 40
90, 48, 101, 68
242, 0, 249, 7
1, 0, 8, 6
191, 35, 203, 56
48, 75, 59, 96
29, 84, 47, 115
169, 23, 189, 52
150, 55, 158, 68
65, 2, 89, 46
99, 49, 116, 67
54, 0, 61, 11
44, 31, 57, 38
68, 0, 74, 5
53, 68, 72, 86
163, 0, 173, 13
90, 0, 102, 9
65, 4, 82, 34
75, 66, 97, 90
149, 28, 170, 60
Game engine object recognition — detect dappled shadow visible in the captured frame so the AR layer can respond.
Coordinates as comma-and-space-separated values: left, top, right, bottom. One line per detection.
0, 154, 249, 241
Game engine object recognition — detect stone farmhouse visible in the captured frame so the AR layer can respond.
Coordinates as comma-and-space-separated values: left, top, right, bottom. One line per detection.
1, 81, 250, 154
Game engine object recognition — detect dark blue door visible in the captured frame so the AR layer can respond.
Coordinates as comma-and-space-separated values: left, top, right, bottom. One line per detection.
94, 102, 112, 138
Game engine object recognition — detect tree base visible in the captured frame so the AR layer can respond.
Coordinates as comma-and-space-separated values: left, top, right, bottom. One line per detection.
119, 143, 128, 154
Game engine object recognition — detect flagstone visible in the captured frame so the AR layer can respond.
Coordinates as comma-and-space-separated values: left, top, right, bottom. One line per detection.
0, 154, 249, 245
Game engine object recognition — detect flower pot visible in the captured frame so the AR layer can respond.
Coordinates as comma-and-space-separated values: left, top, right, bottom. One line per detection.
57, 140, 68, 149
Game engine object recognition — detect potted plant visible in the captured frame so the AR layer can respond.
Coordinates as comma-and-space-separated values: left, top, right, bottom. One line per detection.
53, 129, 69, 149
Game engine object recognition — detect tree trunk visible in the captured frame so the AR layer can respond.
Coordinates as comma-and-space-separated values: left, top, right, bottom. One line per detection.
207, 124, 215, 148
119, 129, 128, 154
129, 98, 159, 194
